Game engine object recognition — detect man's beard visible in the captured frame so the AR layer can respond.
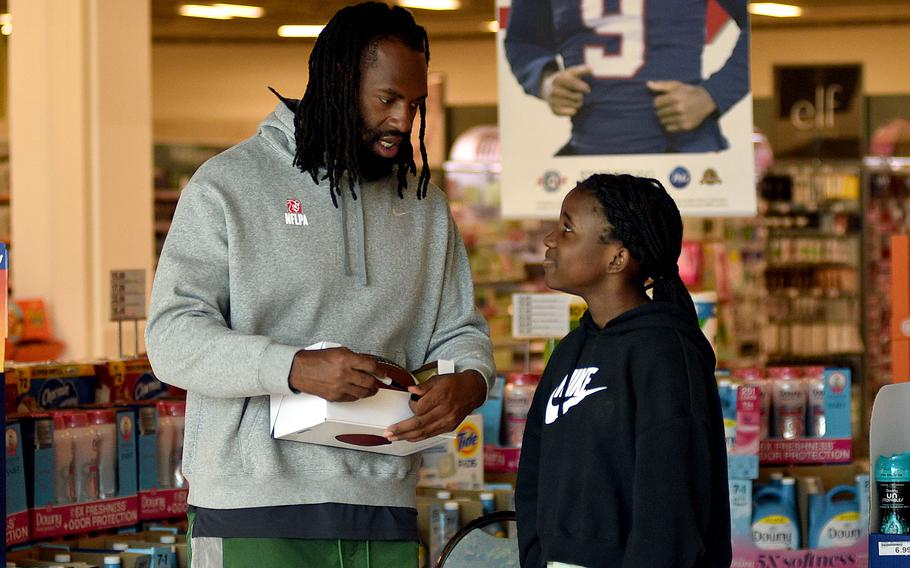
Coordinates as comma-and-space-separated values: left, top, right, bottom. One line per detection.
357, 126, 415, 182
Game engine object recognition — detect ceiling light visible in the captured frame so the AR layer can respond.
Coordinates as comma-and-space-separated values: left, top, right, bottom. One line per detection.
748, 3, 803, 17
0, 13, 11, 36
398, 0, 462, 10
178, 4, 264, 20
485, 20, 499, 33
277, 25, 325, 38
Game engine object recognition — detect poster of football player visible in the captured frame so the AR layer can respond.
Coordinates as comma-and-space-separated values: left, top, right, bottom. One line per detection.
497, 0, 756, 218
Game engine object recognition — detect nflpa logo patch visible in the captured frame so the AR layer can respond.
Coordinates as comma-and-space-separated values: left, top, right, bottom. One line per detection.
285, 198, 308, 226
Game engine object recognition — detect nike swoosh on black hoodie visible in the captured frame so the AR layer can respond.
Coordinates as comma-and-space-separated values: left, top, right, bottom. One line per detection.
516, 301, 731, 568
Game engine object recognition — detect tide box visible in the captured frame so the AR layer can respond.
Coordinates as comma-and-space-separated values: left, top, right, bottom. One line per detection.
418, 413, 484, 490
270, 342, 456, 456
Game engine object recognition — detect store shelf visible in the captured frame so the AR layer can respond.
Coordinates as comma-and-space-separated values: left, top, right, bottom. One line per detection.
766, 230, 859, 239
154, 189, 182, 201
765, 261, 858, 269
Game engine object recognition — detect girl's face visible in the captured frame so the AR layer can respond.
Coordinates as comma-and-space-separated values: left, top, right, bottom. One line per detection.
542, 186, 619, 296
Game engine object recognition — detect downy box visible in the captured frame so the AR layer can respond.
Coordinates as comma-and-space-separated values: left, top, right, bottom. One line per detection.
270, 342, 456, 456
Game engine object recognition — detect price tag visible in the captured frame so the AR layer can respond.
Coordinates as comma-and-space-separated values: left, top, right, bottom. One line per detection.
110, 269, 146, 321
511, 293, 570, 339
879, 542, 910, 556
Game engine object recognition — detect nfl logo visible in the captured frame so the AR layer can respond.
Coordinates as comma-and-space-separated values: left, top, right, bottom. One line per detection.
286, 199, 302, 214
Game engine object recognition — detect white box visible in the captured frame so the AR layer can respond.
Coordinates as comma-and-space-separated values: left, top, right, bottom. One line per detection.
269, 342, 456, 456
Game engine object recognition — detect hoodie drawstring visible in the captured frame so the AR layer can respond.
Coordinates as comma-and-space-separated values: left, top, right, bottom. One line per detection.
339, 191, 352, 278
338, 187, 369, 287
353, 192, 368, 287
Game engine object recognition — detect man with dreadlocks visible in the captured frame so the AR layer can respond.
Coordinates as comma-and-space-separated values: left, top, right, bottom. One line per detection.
145, 3, 492, 566
515, 174, 731, 568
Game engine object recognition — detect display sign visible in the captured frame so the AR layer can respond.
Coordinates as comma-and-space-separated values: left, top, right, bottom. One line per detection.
774, 64, 863, 158
496, 0, 755, 218
110, 269, 146, 321
511, 293, 570, 339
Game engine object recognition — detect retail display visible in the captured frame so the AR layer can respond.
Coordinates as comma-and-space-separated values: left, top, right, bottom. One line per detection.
760, 163, 864, 364
864, 158, 910, 395
3, 359, 189, 550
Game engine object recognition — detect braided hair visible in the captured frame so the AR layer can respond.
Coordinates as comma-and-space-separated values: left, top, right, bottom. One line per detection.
577, 173, 698, 322
294, 1, 431, 207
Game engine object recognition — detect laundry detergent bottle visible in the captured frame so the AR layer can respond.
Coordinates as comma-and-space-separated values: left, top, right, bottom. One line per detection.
752, 478, 800, 550
808, 485, 862, 548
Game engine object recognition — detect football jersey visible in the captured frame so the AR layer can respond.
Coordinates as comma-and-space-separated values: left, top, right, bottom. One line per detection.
505, 0, 749, 154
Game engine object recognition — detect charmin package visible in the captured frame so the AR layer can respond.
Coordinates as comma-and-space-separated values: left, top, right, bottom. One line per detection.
95, 357, 182, 404
7, 363, 97, 413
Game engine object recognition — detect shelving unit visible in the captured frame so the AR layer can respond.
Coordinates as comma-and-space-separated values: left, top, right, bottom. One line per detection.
759, 162, 864, 365
862, 156, 910, 410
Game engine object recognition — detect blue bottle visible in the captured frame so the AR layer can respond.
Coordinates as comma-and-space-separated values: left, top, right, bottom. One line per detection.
752, 478, 800, 550
717, 379, 738, 452
876, 453, 910, 535
808, 485, 862, 548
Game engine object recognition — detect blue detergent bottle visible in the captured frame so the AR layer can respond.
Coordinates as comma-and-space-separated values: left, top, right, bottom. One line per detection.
876, 453, 910, 535
717, 379, 738, 451
751, 478, 800, 550
808, 485, 862, 548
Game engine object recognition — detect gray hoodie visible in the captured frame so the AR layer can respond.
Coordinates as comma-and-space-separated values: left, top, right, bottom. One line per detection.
146, 101, 494, 510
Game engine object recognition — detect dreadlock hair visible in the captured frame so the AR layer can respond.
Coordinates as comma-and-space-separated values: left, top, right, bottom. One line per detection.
294, 1, 431, 207
577, 173, 698, 323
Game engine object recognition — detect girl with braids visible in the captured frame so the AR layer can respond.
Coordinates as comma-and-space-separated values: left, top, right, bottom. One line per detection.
515, 174, 731, 568
146, 3, 492, 567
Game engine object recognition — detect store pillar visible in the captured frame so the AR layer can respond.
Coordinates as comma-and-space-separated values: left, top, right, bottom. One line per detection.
8, 0, 153, 359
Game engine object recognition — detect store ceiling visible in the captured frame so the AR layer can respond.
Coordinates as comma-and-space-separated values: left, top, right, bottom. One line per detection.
149, 0, 910, 42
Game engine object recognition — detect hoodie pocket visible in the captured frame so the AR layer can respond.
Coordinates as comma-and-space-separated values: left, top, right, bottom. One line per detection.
185, 396, 248, 476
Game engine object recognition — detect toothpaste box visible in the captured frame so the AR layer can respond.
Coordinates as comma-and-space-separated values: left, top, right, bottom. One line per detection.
759, 368, 853, 465
6, 420, 30, 546
18, 410, 139, 540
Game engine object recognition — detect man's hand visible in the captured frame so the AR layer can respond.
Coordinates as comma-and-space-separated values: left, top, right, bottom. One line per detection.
647, 80, 718, 132
541, 64, 592, 117
383, 371, 487, 442
288, 347, 380, 402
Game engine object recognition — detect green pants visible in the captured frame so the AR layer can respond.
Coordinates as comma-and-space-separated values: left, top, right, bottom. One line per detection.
187, 511, 418, 568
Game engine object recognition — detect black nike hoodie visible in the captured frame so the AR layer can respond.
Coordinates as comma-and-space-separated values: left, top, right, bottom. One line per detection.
516, 301, 731, 568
